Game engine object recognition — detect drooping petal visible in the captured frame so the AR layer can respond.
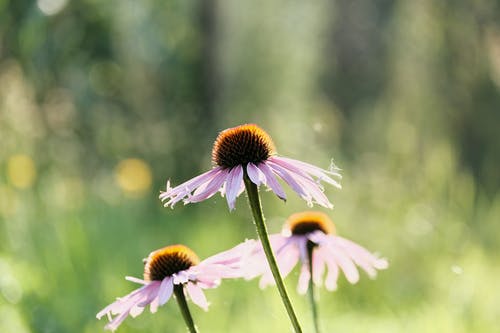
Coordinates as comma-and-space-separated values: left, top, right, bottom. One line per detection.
187, 169, 229, 203
312, 249, 325, 286
297, 262, 311, 295
278, 244, 301, 277
148, 296, 160, 314
269, 160, 333, 208
337, 237, 389, 269
97, 282, 155, 319
137, 284, 163, 308
97, 282, 161, 331
160, 167, 224, 208
247, 163, 266, 185
322, 241, 360, 284
186, 282, 209, 311
265, 161, 310, 202
258, 162, 287, 200
158, 277, 174, 306
292, 175, 333, 208
295, 236, 311, 294
310, 231, 388, 280
269, 157, 315, 181
263, 157, 339, 208
104, 310, 131, 332
317, 246, 339, 291
225, 165, 244, 210
297, 237, 309, 263
332, 236, 388, 277
270, 156, 342, 188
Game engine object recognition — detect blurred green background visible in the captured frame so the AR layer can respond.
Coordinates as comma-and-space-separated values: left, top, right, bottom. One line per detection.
1, 0, 499, 332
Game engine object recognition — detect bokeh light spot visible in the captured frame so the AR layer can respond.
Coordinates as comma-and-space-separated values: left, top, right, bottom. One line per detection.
7, 154, 36, 189
37, 0, 68, 16
114, 158, 152, 197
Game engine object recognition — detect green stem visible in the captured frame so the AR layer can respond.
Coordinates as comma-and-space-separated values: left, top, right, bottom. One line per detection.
174, 285, 199, 333
243, 174, 303, 333
307, 242, 321, 333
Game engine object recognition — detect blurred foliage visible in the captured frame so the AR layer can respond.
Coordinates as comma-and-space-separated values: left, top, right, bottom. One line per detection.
1, 0, 499, 332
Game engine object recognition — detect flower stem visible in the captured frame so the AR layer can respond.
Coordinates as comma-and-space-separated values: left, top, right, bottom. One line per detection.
307, 242, 321, 333
174, 285, 199, 333
243, 174, 303, 333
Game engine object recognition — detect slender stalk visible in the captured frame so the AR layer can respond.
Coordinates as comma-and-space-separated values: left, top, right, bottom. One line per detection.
243, 174, 303, 333
307, 242, 321, 333
174, 285, 199, 333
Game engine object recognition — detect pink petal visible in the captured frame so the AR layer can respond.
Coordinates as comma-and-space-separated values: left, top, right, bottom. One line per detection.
98, 282, 161, 331
148, 296, 160, 314
97, 283, 155, 319
270, 156, 342, 188
225, 165, 244, 210
186, 282, 209, 311
312, 231, 387, 279
247, 163, 265, 185
337, 239, 388, 277
268, 157, 315, 181
336, 237, 389, 271
188, 169, 229, 203
160, 167, 224, 207
137, 285, 162, 308
268, 159, 335, 208
266, 161, 309, 201
271, 234, 296, 256
104, 310, 130, 332
203, 240, 257, 265
293, 176, 333, 208
312, 249, 325, 286
295, 237, 312, 294
125, 276, 147, 285
317, 247, 339, 291
237, 181, 246, 196
297, 237, 308, 262
195, 277, 220, 289
323, 242, 360, 284
297, 263, 311, 295
158, 277, 174, 305
258, 162, 287, 200
278, 245, 301, 277
277, 168, 333, 208
193, 264, 236, 280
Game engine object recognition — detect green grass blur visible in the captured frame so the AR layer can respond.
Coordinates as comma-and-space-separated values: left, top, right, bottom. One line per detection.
1, 0, 499, 332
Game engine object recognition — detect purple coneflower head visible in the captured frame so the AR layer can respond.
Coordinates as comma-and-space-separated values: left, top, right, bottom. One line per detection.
159, 124, 341, 210
97, 243, 252, 331
245, 211, 388, 294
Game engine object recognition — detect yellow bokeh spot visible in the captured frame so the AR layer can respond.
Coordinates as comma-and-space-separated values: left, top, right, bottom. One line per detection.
115, 158, 152, 196
7, 154, 36, 189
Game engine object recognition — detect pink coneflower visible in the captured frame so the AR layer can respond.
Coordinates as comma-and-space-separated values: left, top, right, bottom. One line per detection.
159, 124, 341, 210
97, 243, 251, 331
245, 211, 388, 294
